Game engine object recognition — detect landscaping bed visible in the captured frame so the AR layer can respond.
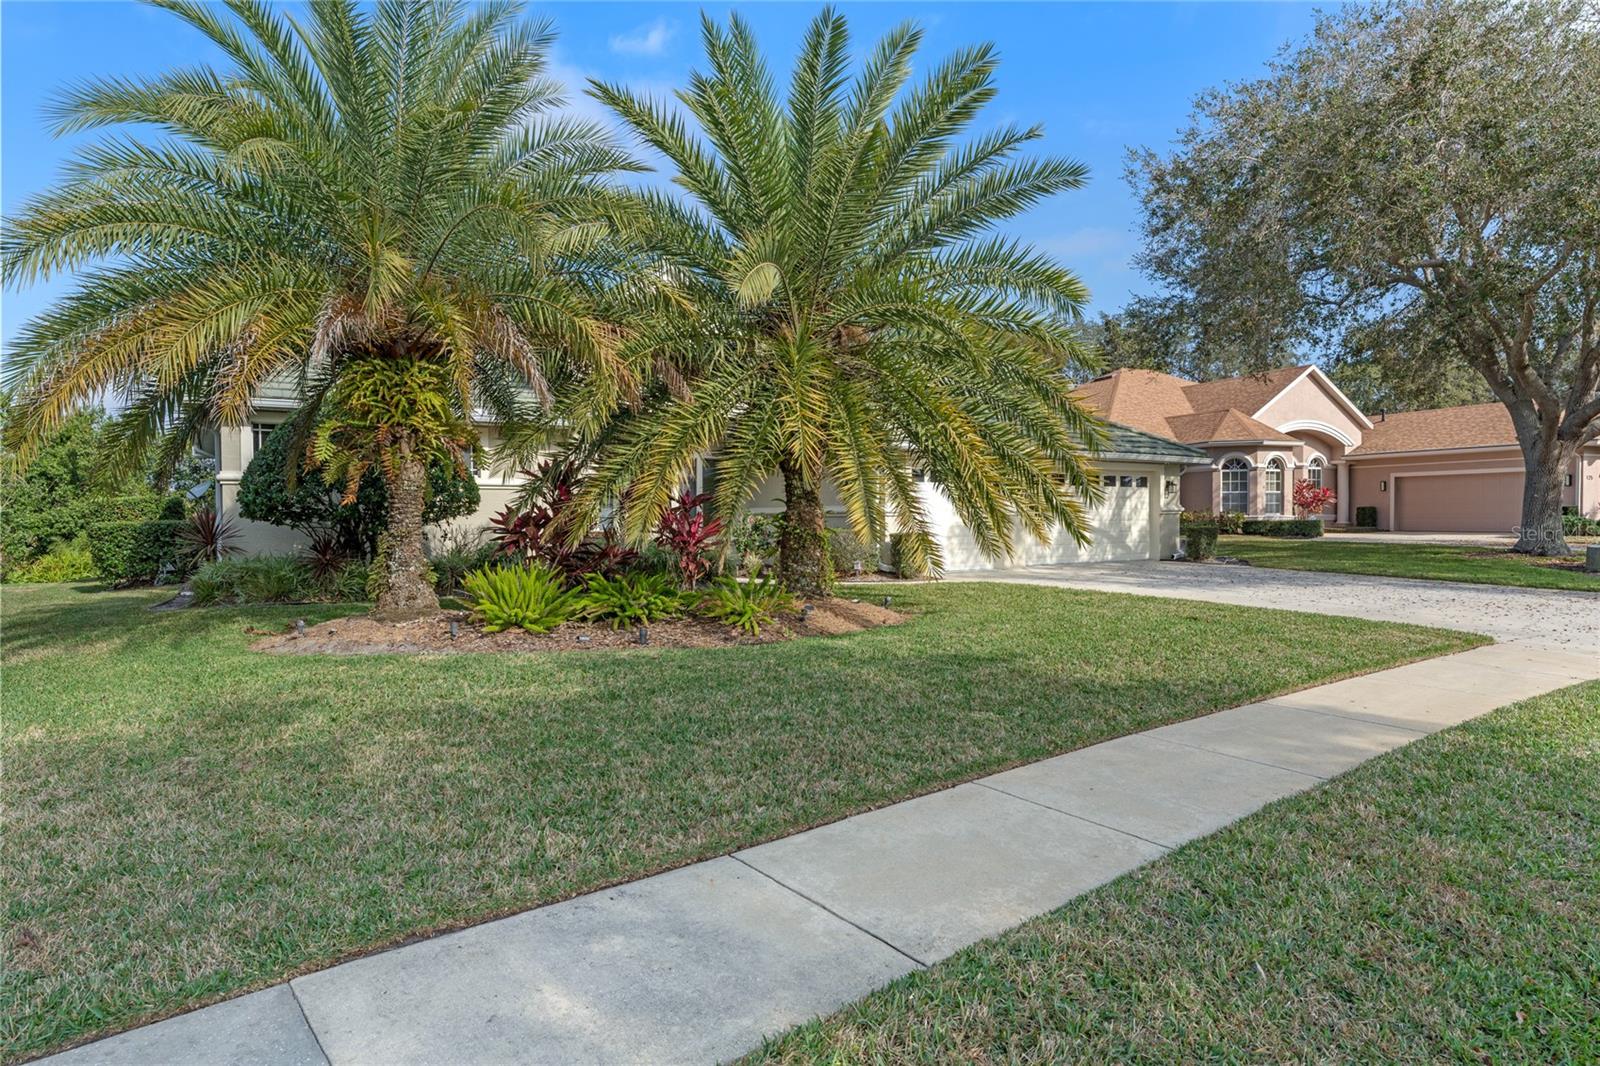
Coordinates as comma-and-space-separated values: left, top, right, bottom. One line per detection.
751, 680, 1600, 1064
252, 598, 903, 655
2, 581, 1480, 1062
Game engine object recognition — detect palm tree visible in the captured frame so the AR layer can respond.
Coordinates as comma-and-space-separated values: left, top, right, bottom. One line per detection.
555, 8, 1104, 596
1, 0, 640, 615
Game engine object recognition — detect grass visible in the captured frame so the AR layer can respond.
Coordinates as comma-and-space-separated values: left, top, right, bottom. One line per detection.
1, 581, 1481, 1062
1219, 535, 1600, 591
751, 681, 1600, 1064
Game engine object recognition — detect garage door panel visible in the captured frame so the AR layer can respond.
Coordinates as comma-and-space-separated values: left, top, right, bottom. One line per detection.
1394, 472, 1521, 533
930, 469, 1155, 569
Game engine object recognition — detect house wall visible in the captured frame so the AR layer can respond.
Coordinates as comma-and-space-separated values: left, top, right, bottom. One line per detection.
1253, 374, 1367, 450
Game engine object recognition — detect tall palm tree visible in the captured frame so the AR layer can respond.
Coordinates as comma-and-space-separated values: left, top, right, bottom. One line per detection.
1, 0, 640, 614
556, 8, 1104, 595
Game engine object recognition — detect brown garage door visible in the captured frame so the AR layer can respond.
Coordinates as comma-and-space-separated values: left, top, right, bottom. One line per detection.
1394, 472, 1522, 533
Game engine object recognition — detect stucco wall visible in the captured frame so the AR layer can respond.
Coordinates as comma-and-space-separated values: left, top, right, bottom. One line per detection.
1346, 448, 1592, 530
1254, 373, 1367, 449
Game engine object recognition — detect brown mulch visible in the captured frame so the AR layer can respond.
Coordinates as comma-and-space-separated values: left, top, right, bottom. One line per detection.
251, 597, 905, 656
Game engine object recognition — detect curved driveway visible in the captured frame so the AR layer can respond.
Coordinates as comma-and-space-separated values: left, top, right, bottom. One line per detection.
952, 561, 1600, 653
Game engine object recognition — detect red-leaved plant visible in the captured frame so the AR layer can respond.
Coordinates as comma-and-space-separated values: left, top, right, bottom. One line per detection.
491, 462, 636, 578
654, 493, 724, 586
1293, 478, 1336, 518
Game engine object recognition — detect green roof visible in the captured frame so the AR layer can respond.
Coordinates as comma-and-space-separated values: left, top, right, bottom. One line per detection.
1097, 421, 1209, 464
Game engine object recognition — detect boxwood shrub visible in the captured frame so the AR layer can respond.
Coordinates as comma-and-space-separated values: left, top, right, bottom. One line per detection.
1180, 518, 1219, 560
1240, 518, 1325, 538
88, 519, 186, 584
1355, 505, 1378, 528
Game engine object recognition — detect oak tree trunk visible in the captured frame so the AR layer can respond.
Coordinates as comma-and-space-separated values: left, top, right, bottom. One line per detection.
777, 460, 830, 598
1512, 432, 1574, 556
373, 447, 440, 617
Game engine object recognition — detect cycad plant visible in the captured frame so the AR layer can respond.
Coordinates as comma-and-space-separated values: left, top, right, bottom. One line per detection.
553, 8, 1104, 595
1, 0, 640, 614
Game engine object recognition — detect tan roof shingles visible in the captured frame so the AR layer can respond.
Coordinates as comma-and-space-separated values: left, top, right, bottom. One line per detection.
1349, 402, 1515, 454
1070, 367, 1305, 444
1166, 409, 1297, 445
1179, 365, 1310, 417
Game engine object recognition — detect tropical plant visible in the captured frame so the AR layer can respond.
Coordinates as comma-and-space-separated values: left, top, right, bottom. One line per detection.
492, 461, 637, 578
542, 8, 1103, 595
653, 493, 724, 586
176, 508, 241, 572
1, 0, 644, 613
239, 420, 478, 559
428, 527, 497, 595
462, 563, 585, 634
698, 571, 797, 637
581, 570, 693, 629
729, 512, 785, 574
1292, 479, 1336, 520
825, 528, 876, 577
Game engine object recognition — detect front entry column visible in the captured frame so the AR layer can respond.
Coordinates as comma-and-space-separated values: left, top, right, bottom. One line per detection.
1335, 461, 1350, 524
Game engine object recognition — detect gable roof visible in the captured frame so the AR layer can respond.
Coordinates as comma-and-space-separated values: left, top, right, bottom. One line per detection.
1349, 402, 1516, 455
1166, 409, 1297, 445
1181, 365, 1310, 419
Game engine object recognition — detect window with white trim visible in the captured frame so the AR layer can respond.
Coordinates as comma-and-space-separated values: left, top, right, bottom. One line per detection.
1264, 458, 1285, 514
1220, 458, 1249, 513
250, 422, 277, 454
1307, 457, 1324, 491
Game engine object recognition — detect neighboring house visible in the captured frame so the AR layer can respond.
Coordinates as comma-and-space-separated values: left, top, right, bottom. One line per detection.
1071, 365, 1600, 532
207, 375, 1207, 571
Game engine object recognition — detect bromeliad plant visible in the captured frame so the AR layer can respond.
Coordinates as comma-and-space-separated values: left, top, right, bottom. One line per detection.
581, 571, 694, 629
543, 7, 1104, 596
462, 563, 585, 634
0, 0, 644, 615
698, 571, 797, 636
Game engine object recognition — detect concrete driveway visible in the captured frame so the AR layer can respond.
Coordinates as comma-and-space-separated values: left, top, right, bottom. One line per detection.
950, 560, 1600, 653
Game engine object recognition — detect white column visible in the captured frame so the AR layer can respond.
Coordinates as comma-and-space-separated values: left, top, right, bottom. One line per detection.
1335, 461, 1350, 524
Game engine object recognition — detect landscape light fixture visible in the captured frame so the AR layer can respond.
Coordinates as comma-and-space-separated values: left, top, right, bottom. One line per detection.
801, 603, 814, 620
294, 618, 306, 636
448, 620, 459, 640
636, 626, 649, 646
881, 595, 892, 608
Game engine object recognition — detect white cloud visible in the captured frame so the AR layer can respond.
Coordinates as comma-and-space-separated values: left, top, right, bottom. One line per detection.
609, 18, 676, 57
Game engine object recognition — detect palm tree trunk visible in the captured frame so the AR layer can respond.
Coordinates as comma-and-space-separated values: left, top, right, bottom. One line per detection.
778, 459, 830, 598
373, 447, 439, 617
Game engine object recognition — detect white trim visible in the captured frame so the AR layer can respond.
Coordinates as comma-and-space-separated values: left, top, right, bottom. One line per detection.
1388, 465, 1523, 531
1252, 366, 1374, 431
1273, 418, 1358, 449
1202, 438, 1298, 447
1262, 456, 1287, 516
1218, 454, 1252, 513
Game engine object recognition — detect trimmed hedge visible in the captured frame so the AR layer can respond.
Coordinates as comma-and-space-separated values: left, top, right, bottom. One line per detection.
1561, 507, 1600, 537
1355, 506, 1378, 528
1181, 521, 1218, 560
1240, 518, 1325, 538
88, 519, 186, 585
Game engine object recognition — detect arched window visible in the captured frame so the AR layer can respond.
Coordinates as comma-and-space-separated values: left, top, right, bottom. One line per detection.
1307, 457, 1325, 491
1264, 458, 1286, 515
1220, 458, 1250, 513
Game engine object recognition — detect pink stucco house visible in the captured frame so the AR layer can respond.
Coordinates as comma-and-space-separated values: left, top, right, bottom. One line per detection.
1072, 365, 1600, 532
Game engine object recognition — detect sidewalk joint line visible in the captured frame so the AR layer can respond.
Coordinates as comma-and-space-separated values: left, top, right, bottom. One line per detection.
1257, 700, 1430, 736
287, 981, 333, 1066
971, 781, 1174, 852
1144, 734, 1331, 780
728, 854, 929, 970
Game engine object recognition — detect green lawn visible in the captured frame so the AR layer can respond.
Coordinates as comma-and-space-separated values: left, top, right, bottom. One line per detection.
1, 582, 1480, 1062
1219, 535, 1600, 591
752, 681, 1600, 1064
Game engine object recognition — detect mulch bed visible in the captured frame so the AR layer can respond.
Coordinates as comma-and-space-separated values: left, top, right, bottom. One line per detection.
251, 597, 905, 656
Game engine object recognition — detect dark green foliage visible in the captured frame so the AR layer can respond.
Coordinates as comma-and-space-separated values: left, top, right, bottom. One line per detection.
428, 532, 497, 594
826, 529, 878, 576
889, 534, 927, 579
1355, 506, 1378, 528
1180, 519, 1219, 561
87, 519, 185, 584
582, 571, 694, 629
189, 555, 367, 606
238, 421, 478, 556
462, 563, 586, 633
1560, 508, 1600, 536
699, 573, 797, 636
4, 539, 98, 583
1182, 510, 1244, 535
1240, 518, 1324, 538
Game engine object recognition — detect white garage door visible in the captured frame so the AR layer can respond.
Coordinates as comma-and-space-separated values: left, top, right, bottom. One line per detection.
932, 468, 1155, 571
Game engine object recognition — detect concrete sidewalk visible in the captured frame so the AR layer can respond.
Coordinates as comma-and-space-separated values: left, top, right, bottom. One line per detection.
44, 637, 1597, 1066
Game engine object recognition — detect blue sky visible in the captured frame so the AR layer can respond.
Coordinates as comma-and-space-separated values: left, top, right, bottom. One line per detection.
1, 1, 1321, 352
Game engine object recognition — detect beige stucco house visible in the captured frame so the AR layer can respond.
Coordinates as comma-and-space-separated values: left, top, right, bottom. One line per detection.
1071, 365, 1600, 531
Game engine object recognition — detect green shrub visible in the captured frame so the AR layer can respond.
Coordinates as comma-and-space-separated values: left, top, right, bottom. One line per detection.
1240, 518, 1324, 538
5, 540, 98, 583
331, 560, 371, 602
462, 563, 585, 633
826, 528, 877, 576
1560, 508, 1600, 536
888, 533, 926, 579
698, 572, 796, 636
1182, 510, 1244, 535
428, 530, 496, 593
629, 543, 677, 576
88, 519, 186, 584
189, 556, 320, 605
730, 513, 784, 572
582, 571, 693, 629
1356, 506, 1378, 528
1180, 519, 1219, 561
